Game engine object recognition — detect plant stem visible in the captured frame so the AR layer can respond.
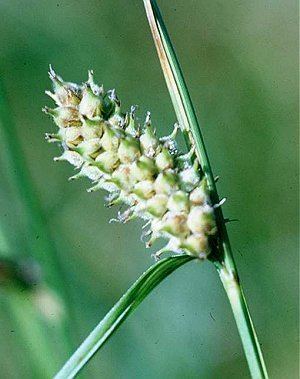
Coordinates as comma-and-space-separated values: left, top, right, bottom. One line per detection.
218, 265, 268, 378
143, 1, 268, 377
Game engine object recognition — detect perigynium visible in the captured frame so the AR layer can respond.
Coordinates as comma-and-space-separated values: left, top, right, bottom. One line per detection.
43, 66, 219, 260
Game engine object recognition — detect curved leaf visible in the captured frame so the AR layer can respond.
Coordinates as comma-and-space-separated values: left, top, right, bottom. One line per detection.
54, 254, 194, 379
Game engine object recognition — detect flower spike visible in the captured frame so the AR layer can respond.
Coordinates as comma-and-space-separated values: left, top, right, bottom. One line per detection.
43, 69, 217, 259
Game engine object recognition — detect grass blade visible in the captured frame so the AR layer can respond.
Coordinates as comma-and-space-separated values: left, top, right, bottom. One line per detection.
143, 0, 214, 187
54, 254, 194, 379
143, 1, 268, 378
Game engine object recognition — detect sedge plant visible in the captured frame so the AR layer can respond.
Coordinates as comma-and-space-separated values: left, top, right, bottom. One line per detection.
42, 1, 269, 378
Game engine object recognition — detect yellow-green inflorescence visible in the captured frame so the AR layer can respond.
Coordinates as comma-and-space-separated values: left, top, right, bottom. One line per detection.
43, 67, 217, 259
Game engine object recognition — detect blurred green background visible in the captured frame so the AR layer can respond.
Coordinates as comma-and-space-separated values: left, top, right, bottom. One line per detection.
0, 0, 298, 378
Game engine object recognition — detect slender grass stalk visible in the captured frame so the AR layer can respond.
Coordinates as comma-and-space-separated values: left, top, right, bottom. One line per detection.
0, 81, 73, 356
143, 1, 268, 378
54, 255, 194, 379
218, 266, 268, 379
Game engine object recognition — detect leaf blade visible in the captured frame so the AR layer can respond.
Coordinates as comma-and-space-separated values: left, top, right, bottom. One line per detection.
143, 0, 215, 191
54, 255, 194, 379
143, 2, 269, 378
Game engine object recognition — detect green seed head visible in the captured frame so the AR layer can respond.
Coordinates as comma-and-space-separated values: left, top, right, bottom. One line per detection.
43, 69, 217, 259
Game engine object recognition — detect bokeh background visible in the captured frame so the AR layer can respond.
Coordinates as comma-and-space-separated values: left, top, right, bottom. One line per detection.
0, 0, 298, 378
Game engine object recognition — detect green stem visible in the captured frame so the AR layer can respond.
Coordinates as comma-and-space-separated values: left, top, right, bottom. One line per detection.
218, 265, 268, 378
143, 1, 268, 377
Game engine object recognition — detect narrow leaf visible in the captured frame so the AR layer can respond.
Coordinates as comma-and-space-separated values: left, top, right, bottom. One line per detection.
54, 255, 194, 379
143, 2, 268, 378
143, 0, 235, 268
143, 0, 215, 191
